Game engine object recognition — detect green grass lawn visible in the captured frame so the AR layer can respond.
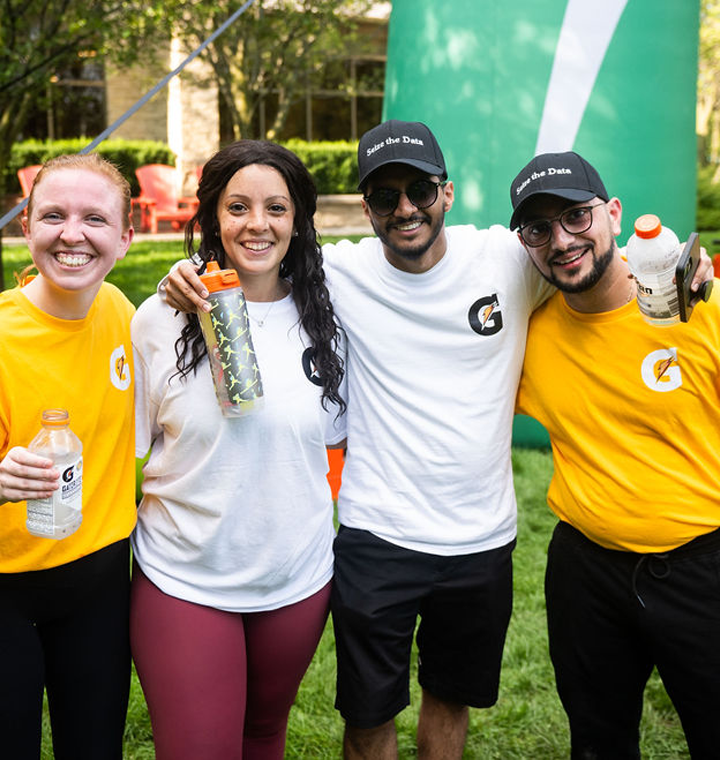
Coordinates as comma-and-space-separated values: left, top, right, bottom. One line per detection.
58, 449, 686, 759
2, 236, 692, 757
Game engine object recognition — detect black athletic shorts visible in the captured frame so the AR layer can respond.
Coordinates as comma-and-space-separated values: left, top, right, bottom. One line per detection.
331, 525, 515, 728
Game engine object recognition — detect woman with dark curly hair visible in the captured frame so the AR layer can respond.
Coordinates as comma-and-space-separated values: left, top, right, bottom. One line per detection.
130, 140, 345, 760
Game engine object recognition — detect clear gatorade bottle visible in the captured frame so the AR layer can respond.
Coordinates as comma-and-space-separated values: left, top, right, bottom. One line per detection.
626, 214, 681, 326
26, 408, 83, 539
197, 261, 264, 416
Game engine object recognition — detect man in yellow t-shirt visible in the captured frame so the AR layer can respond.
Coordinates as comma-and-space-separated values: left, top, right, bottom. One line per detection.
510, 151, 720, 759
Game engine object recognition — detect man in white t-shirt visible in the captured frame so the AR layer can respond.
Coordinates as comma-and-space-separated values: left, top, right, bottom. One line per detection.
163, 120, 552, 759
321, 121, 551, 759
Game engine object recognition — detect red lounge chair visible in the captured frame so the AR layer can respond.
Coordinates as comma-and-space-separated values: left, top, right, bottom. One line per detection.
17, 165, 42, 197
134, 164, 199, 234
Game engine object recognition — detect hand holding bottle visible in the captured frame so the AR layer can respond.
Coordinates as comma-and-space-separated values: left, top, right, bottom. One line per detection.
0, 446, 58, 506
197, 261, 264, 416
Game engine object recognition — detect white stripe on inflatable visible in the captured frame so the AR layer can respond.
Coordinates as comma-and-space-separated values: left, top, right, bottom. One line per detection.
534, 0, 629, 155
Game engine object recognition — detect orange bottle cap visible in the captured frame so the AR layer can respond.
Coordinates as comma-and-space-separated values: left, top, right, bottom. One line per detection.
634, 214, 662, 239
198, 260, 240, 292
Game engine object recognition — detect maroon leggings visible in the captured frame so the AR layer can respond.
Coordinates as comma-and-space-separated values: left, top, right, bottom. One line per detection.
130, 564, 331, 760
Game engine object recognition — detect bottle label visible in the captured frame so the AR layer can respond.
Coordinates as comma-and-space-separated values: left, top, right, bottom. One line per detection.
26, 455, 83, 537
60, 457, 83, 508
636, 281, 680, 322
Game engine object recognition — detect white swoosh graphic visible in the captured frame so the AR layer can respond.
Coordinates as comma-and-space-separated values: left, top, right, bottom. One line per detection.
535, 0, 629, 154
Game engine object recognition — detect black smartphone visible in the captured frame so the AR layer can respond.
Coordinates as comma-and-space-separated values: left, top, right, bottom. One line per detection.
676, 232, 713, 322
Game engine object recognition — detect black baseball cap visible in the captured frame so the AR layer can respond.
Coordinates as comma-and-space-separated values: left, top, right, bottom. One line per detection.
357, 120, 447, 190
509, 151, 609, 230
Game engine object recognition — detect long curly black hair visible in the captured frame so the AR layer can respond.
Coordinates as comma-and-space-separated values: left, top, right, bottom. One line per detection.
174, 140, 345, 413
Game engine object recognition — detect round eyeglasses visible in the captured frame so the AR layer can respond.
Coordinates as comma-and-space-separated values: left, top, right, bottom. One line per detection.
518, 202, 606, 247
363, 180, 447, 217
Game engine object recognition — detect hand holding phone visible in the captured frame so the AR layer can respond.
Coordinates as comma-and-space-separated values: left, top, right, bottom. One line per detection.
676, 233, 713, 322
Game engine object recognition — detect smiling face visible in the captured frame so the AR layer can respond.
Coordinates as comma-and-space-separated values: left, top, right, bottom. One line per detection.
216, 164, 295, 295
361, 163, 454, 273
22, 167, 132, 315
517, 194, 622, 293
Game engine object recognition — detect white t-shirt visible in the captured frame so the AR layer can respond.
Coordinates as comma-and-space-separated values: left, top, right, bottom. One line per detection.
131, 292, 344, 612
323, 224, 552, 555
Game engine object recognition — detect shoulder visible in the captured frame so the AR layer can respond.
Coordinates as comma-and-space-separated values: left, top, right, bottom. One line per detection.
97, 282, 135, 319
444, 225, 541, 298
131, 294, 190, 359
528, 291, 565, 327
688, 285, 720, 339
132, 293, 179, 332
0, 287, 21, 312
0, 289, 25, 346
445, 224, 526, 261
323, 235, 381, 268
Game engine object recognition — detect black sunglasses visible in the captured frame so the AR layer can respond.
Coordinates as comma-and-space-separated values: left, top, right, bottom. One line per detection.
363, 180, 447, 217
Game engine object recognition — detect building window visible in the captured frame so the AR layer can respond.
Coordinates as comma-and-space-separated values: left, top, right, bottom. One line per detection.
21, 53, 106, 141
221, 53, 386, 144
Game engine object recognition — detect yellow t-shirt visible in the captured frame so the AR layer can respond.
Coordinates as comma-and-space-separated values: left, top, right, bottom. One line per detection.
517, 287, 720, 552
0, 283, 136, 572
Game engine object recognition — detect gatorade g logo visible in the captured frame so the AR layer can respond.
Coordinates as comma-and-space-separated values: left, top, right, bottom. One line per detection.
110, 344, 131, 391
62, 459, 82, 482
641, 347, 682, 392
468, 294, 503, 336
302, 347, 323, 386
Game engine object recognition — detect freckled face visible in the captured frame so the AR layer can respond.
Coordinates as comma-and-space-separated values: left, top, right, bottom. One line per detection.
216, 164, 295, 286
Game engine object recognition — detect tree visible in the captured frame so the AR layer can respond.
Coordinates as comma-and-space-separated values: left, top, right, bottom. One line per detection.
0, 0, 176, 289
171, 0, 375, 142
698, 0, 720, 174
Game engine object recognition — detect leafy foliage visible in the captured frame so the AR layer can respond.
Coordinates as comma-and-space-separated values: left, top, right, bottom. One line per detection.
282, 139, 358, 194
696, 164, 720, 229
698, 0, 720, 167
0, 0, 179, 287
171, 0, 375, 140
0, 0, 173, 168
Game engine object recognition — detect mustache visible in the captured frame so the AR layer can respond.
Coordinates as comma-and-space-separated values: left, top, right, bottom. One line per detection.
388, 213, 428, 227
550, 244, 588, 263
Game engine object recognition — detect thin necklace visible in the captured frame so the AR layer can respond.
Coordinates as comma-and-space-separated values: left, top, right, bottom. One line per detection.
247, 282, 287, 327
248, 299, 277, 328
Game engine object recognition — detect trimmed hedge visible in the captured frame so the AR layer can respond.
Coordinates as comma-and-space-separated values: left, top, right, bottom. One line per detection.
282, 139, 358, 194
6, 139, 176, 197
6, 138, 360, 198
12, 138, 720, 222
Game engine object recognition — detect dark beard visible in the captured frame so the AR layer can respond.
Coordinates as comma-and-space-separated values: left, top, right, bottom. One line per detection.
371, 211, 445, 261
539, 243, 615, 293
